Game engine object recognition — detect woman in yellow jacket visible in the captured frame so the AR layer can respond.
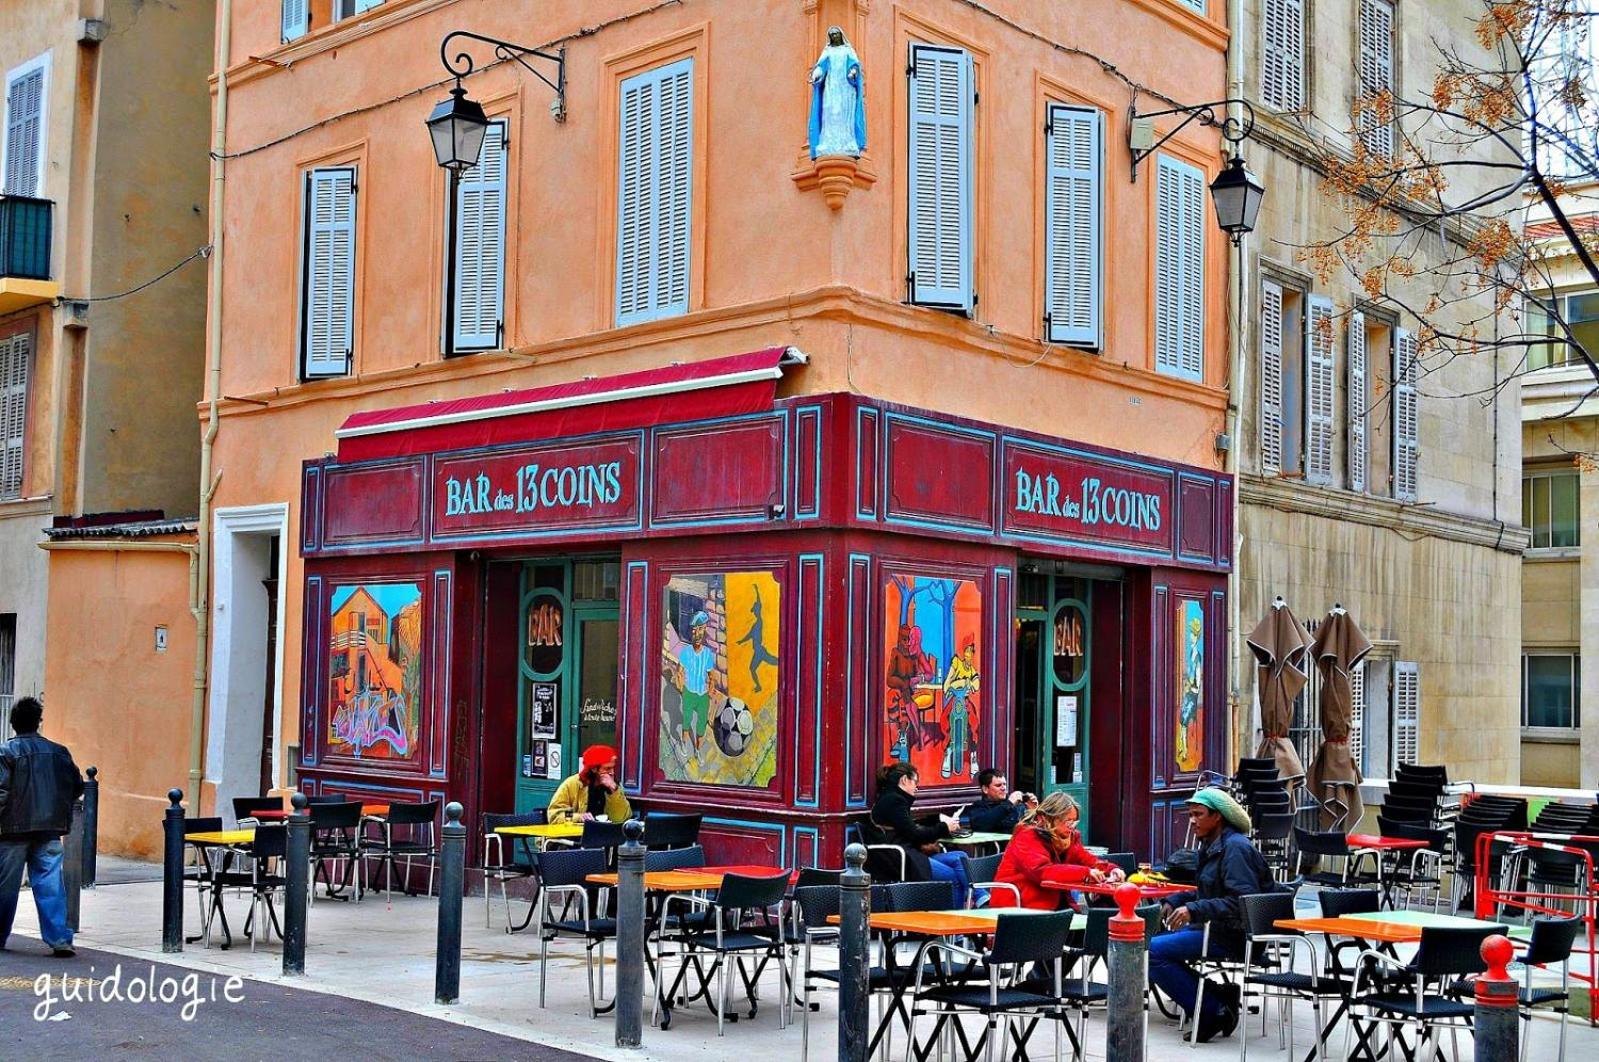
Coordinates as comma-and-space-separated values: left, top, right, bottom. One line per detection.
547, 745, 632, 824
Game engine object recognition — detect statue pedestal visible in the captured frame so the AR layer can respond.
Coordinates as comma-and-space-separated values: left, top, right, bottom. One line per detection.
791, 151, 877, 210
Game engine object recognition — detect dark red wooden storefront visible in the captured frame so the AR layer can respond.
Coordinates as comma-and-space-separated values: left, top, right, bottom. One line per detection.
295, 350, 1232, 866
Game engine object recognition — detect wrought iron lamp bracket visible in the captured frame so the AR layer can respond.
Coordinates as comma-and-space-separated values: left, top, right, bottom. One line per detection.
1128, 98, 1256, 182
440, 30, 566, 122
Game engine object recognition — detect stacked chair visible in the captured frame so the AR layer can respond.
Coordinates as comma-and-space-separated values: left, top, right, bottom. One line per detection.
1233, 758, 1304, 881
1451, 794, 1527, 913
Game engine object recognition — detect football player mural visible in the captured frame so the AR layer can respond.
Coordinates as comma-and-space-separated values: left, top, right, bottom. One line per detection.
659, 571, 781, 787
882, 575, 983, 784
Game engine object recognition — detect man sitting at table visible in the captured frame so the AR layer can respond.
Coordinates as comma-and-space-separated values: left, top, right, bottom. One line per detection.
1150, 788, 1275, 1043
991, 792, 1122, 910
964, 769, 1036, 835
547, 745, 632, 824
870, 761, 974, 907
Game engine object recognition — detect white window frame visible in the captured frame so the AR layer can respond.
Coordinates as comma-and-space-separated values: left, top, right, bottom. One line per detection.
281, 0, 310, 43
1523, 467, 1581, 551
1522, 649, 1581, 734
1043, 103, 1103, 347
2, 52, 50, 199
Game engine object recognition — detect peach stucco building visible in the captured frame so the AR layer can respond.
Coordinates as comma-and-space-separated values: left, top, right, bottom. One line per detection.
194, 0, 1238, 861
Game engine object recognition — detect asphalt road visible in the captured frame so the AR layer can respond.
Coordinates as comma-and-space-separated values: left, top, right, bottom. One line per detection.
0, 936, 596, 1061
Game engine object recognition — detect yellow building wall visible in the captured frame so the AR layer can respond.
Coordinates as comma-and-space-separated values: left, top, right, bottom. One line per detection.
42, 540, 197, 860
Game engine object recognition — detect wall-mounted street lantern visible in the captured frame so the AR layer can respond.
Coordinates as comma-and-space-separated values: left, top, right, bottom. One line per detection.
1129, 98, 1263, 245
426, 30, 566, 358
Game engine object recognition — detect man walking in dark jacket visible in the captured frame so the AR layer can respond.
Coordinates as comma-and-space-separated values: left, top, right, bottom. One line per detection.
1149, 788, 1275, 1042
0, 697, 84, 955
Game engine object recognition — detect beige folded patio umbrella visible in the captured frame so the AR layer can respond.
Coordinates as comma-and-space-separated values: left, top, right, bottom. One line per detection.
1307, 604, 1373, 830
1247, 597, 1313, 782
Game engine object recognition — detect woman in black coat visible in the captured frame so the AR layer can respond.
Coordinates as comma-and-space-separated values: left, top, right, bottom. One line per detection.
869, 761, 973, 906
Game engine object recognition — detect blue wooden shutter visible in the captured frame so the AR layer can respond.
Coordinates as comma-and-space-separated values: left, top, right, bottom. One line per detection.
301, 167, 356, 378
615, 58, 694, 327
1044, 105, 1102, 346
908, 44, 973, 311
1154, 155, 1205, 381
453, 120, 507, 351
4, 65, 44, 197
281, 0, 309, 42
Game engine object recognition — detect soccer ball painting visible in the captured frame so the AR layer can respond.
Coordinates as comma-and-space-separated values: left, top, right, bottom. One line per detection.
713, 697, 755, 757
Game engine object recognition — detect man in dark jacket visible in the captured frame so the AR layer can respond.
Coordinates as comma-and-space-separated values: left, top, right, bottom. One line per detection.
965, 769, 1034, 834
1149, 788, 1274, 1042
0, 697, 84, 955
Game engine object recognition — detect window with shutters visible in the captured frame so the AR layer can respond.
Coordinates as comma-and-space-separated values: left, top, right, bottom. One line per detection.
1303, 296, 1336, 485
1357, 0, 1395, 157
298, 166, 357, 380
1348, 662, 1366, 773
1392, 660, 1419, 770
1392, 327, 1419, 501
1522, 651, 1580, 731
615, 58, 694, 328
281, 0, 310, 42
0, 331, 30, 500
449, 119, 508, 353
1261, 0, 1306, 112
1363, 318, 1394, 496
1154, 155, 1205, 382
1259, 277, 1306, 477
1352, 655, 1392, 776
1044, 104, 1102, 347
908, 44, 974, 312
3, 54, 49, 199
1347, 309, 1369, 492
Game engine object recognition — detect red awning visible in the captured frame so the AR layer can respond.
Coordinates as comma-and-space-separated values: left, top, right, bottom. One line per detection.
335, 347, 805, 462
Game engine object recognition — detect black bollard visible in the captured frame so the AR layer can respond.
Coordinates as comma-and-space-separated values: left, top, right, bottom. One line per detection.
1474, 935, 1518, 1061
838, 843, 872, 1062
82, 766, 98, 887
283, 793, 310, 975
1106, 882, 1147, 1062
435, 801, 466, 1004
162, 788, 185, 953
615, 818, 646, 1048
62, 797, 83, 931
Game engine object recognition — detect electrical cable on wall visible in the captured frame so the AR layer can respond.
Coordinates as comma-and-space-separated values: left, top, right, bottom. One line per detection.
59, 244, 212, 304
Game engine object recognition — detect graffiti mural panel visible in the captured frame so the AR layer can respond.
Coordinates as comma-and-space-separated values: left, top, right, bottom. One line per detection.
1176, 597, 1204, 773
882, 575, 983, 785
659, 571, 781, 787
328, 583, 424, 762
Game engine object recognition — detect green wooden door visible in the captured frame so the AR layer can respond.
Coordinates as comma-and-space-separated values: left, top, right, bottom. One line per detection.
1014, 569, 1092, 831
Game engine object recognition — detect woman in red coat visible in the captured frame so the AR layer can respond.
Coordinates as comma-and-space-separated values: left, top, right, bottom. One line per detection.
992, 791, 1124, 910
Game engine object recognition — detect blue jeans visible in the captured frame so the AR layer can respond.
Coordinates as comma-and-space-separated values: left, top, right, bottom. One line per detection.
927, 851, 973, 908
0, 836, 72, 950
1148, 926, 1236, 1024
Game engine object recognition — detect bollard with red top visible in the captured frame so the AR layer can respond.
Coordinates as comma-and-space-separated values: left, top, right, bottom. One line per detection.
1474, 934, 1518, 1060
1106, 881, 1147, 1062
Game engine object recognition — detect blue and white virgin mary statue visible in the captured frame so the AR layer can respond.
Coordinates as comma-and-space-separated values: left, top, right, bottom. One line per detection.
808, 26, 866, 159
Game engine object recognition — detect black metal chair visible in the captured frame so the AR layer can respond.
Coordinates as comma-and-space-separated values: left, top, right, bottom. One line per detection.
906, 910, 1075, 1062
232, 797, 281, 826
1374, 816, 1448, 911
1513, 916, 1581, 1062
644, 812, 703, 850
966, 852, 1008, 908
1346, 924, 1503, 1062
1056, 903, 1161, 1061
308, 801, 364, 901
660, 871, 791, 1035
534, 846, 616, 1014
1237, 892, 1346, 1061
304, 795, 345, 805
182, 815, 225, 946
207, 824, 288, 953
481, 810, 546, 932
1294, 828, 1381, 891
793, 884, 844, 1059
360, 799, 439, 900
645, 844, 707, 872
794, 867, 843, 890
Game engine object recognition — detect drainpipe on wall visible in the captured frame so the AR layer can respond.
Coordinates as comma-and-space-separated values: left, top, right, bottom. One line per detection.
1224, 0, 1249, 770
190, 0, 231, 811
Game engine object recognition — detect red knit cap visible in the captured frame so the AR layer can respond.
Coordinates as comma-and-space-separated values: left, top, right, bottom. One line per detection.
582, 745, 618, 771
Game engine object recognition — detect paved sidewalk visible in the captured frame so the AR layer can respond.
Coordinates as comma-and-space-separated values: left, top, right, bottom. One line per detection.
8, 875, 1593, 1060
0, 938, 592, 1060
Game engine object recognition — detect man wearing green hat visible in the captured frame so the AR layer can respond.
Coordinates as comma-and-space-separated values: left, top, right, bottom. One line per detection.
1148, 787, 1275, 1042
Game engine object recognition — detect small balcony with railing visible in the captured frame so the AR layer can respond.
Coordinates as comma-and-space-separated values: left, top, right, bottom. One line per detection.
0, 195, 57, 315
